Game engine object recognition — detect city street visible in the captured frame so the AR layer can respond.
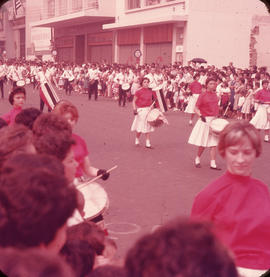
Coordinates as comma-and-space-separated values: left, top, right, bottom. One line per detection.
1, 83, 270, 259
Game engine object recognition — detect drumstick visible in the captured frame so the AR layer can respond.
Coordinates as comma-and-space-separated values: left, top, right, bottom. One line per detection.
77, 165, 118, 189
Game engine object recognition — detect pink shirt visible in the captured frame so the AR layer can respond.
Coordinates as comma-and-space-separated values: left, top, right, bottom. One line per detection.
255, 89, 270, 103
191, 171, 270, 270
196, 91, 219, 116
1, 106, 22, 125
189, 80, 202, 94
72, 133, 89, 178
135, 88, 156, 108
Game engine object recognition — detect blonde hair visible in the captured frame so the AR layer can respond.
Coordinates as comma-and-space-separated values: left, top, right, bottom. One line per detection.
53, 100, 79, 122
218, 121, 261, 158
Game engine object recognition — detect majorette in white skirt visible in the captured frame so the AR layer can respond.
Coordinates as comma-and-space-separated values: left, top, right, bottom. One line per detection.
131, 107, 154, 133
188, 116, 219, 147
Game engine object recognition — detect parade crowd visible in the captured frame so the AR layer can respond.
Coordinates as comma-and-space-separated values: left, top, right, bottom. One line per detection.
0, 58, 270, 277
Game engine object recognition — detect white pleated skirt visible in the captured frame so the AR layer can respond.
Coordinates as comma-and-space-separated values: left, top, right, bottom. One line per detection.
250, 104, 270, 130
131, 107, 154, 133
185, 94, 200, 114
188, 116, 219, 147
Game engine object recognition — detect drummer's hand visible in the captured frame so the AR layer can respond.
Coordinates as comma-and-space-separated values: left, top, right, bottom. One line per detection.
133, 109, 138, 115
97, 169, 110, 180
200, 115, 206, 122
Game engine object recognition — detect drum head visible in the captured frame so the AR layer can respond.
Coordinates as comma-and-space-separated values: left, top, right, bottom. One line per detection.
16, 80, 25, 87
147, 109, 160, 122
77, 182, 108, 220
122, 83, 130, 90
210, 118, 229, 134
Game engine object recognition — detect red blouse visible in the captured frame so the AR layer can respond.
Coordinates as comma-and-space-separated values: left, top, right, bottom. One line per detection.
196, 91, 219, 116
1, 106, 22, 125
255, 89, 270, 103
135, 87, 156, 108
191, 171, 270, 270
189, 80, 202, 94
72, 133, 89, 178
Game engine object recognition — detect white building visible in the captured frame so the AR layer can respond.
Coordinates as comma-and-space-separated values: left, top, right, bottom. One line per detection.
26, 0, 270, 68
103, 0, 270, 68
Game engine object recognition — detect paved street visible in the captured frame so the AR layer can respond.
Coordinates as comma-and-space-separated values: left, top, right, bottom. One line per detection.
1, 83, 270, 259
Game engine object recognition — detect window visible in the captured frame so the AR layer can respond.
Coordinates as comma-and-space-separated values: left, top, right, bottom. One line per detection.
59, 0, 67, 15
88, 0, 99, 9
127, 0, 141, 9
48, 0, 55, 17
72, 0, 82, 12
145, 0, 161, 6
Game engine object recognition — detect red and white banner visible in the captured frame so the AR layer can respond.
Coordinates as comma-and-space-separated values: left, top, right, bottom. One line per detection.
40, 81, 60, 110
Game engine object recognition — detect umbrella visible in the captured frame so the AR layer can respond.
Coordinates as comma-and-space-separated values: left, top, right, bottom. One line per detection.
191, 58, 207, 64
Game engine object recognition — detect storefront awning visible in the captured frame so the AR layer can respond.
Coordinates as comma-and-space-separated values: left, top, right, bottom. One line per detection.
103, 15, 188, 30
30, 11, 114, 28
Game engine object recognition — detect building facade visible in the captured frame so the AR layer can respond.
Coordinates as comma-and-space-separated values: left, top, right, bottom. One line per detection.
2, 0, 269, 68
104, 0, 187, 66
0, 0, 26, 59
103, 0, 270, 68
29, 0, 115, 64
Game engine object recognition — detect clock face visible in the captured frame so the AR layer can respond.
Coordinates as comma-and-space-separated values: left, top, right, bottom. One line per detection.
52, 50, 57, 56
134, 49, 142, 58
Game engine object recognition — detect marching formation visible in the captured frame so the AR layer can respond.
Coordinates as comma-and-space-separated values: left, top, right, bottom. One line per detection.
0, 58, 270, 277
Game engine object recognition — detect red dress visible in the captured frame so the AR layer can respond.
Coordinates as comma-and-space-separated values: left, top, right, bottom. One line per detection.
72, 133, 89, 178
1, 106, 22, 125
191, 171, 270, 270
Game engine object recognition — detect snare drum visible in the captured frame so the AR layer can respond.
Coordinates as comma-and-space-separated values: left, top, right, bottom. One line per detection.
122, 83, 130, 91
76, 181, 109, 222
16, 80, 25, 87
209, 118, 229, 137
147, 109, 164, 127
25, 78, 31, 85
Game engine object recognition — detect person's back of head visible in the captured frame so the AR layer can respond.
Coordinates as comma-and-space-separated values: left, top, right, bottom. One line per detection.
0, 153, 78, 251
32, 112, 72, 138
15, 107, 42, 130
125, 218, 238, 277
0, 124, 35, 171
60, 239, 96, 277
0, 247, 74, 277
88, 265, 127, 277
67, 222, 105, 256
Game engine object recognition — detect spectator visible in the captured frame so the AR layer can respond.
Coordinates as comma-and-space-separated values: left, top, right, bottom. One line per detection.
0, 153, 78, 253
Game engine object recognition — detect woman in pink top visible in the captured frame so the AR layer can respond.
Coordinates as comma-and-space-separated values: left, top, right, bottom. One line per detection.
191, 121, 270, 277
1, 86, 26, 125
250, 79, 270, 142
131, 77, 158, 149
53, 100, 109, 181
188, 78, 220, 169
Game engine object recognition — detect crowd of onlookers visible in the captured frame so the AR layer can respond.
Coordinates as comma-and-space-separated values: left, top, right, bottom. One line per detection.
1, 58, 270, 117
0, 58, 270, 276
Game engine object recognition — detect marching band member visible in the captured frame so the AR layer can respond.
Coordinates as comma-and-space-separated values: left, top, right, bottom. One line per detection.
53, 100, 110, 181
188, 77, 221, 170
131, 77, 159, 149
61, 65, 74, 95
185, 73, 202, 125
250, 79, 270, 142
87, 64, 100, 100
7, 63, 20, 87
1, 86, 26, 125
36, 65, 51, 112
145, 67, 158, 91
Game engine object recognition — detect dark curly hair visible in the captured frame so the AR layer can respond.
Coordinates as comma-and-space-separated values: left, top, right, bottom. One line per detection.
125, 218, 238, 277
8, 86, 26, 105
0, 154, 78, 248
